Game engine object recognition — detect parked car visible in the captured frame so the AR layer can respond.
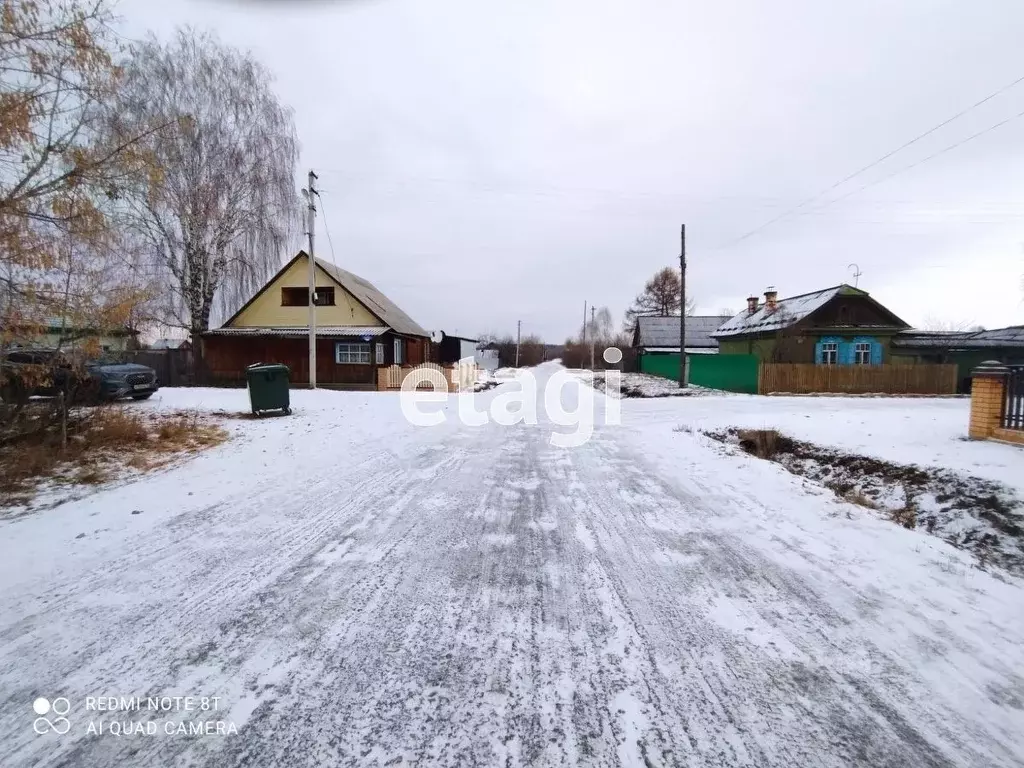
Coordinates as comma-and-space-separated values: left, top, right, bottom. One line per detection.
0, 349, 158, 404
86, 359, 159, 401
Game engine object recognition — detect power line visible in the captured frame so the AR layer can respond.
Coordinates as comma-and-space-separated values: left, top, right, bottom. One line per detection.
315, 189, 339, 269
310, 170, 1024, 223
808, 105, 1024, 213
723, 72, 1024, 247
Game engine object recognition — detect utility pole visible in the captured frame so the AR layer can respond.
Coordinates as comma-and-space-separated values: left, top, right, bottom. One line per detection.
306, 170, 318, 389
581, 300, 587, 369
515, 320, 521, 367
679, 224, 687, 388
590, 305, 596, 370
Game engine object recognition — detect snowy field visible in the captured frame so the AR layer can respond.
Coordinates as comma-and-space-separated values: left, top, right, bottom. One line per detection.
1, 364, 1023, 767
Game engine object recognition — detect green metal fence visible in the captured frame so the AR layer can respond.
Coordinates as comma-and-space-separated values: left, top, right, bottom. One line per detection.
638, 353, 683, 382
638, 353, 760, 394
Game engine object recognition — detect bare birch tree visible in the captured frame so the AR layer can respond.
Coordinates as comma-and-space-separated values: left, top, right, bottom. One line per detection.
622, 267, 697, 332
106, 28, 301, 339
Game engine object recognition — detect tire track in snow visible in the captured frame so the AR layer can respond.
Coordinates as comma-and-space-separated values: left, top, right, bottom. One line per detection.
565, 426, 994, 768
3, 441, 468, 768
3, 374, 1023, 767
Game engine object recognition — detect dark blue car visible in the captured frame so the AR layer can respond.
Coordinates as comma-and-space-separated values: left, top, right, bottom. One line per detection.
86, 361, 160, 401
1, 350, 159, 404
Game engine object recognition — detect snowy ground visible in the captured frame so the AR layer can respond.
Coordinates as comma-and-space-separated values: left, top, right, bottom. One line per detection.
622, 392, 1024, 498
2, 365, 1023, 767
705, 426, 1024, 575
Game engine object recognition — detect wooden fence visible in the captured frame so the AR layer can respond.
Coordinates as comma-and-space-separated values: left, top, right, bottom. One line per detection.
759, 363, 958, 395
377, 362, 479, 392
127, 348, 195, 387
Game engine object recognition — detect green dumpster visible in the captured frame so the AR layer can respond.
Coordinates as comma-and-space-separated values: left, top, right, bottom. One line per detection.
246, 363, 291, 416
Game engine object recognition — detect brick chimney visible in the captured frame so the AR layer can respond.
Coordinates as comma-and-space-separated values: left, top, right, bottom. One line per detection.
764, 287, 778, 312
746, 295, 759, 314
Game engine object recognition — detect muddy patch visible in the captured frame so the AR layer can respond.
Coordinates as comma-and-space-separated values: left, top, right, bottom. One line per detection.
705, 427, 1024, 576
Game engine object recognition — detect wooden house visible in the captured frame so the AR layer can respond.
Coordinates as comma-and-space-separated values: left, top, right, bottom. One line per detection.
713, 285, 910, 364
203, 251, 430, 389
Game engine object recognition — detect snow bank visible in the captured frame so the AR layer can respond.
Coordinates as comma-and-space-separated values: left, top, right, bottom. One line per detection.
620, 394, 1024, 498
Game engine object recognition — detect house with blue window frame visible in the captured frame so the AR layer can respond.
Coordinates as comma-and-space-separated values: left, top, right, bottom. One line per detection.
712, 284, 910, 364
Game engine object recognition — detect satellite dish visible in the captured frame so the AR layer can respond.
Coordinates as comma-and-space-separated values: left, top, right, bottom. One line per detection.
430, 330, 444, 344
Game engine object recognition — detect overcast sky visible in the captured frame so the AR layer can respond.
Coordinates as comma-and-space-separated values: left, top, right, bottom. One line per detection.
119, 0, 1024, 340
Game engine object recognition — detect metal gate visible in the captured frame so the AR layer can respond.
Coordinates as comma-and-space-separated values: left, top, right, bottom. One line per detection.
1005, 366, 1024, 431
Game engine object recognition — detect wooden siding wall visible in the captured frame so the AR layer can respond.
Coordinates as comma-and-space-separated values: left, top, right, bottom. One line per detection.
229, 256, 381, 328
759, 363, 958, 395
719, 333, 897, 364
203, 337, 376, 388
807, 295, 902, 328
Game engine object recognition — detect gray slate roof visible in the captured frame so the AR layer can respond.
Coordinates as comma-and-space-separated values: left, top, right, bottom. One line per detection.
713, 286, 853, 338
151, 338, 189, 349
635, 315, 732, 349
893, 326, 1024, 350
314, 257, 429, 338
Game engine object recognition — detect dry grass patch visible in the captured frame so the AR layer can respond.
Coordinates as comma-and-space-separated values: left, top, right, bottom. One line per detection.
890, 501, 917, 530
74, 465, 109, 485
842, 489, 880, 510
0, 406, 228, 508
154, 411, 227, 452
735, 428, 787, 460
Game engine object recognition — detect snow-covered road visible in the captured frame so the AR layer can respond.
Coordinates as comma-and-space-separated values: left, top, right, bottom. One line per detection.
2, 364, 1023, 767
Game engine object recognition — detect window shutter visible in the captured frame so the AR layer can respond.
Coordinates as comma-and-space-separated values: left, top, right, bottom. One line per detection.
814, 342, 824, 364
870, 342, 882, 365
839, 341, 853, 365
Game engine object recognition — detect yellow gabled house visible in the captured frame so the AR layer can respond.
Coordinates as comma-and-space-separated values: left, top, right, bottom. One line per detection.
203, 251, 431, 389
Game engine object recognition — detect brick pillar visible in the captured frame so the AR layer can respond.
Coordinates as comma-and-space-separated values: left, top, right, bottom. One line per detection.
968, 361, 1009, 440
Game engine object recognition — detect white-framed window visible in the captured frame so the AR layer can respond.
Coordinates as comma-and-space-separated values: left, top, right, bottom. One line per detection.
821, 341, 838, 365
375, 342, 385, 363
854, 342, 872, 365
393, 338, 403, 365
335, 342, 370, 364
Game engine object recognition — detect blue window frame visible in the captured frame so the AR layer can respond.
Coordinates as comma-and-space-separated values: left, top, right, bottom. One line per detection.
817, 335, 880, 365
851, 336, 881, 365
854, 341, 871, 365
815, 336, 842, 365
